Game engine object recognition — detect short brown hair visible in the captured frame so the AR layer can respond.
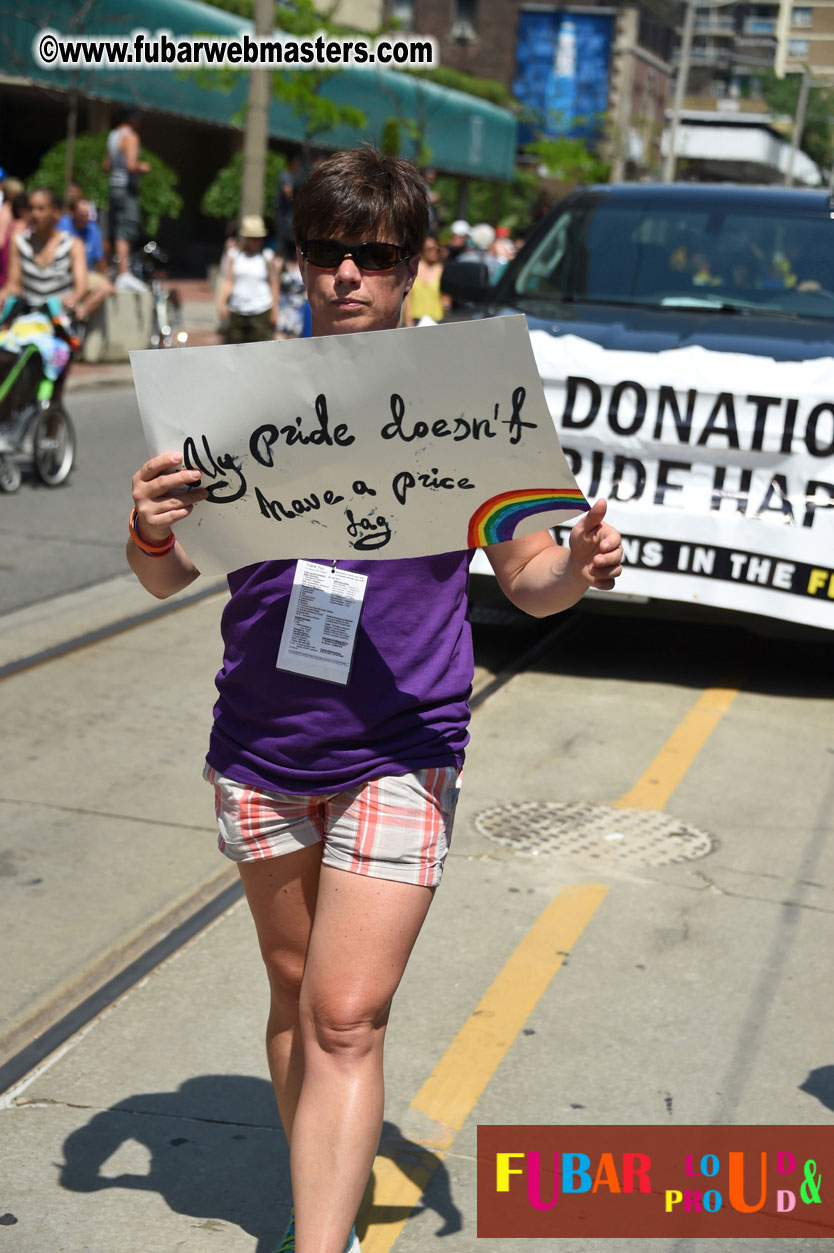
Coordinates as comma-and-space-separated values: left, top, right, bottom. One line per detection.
293, 147, 430, 258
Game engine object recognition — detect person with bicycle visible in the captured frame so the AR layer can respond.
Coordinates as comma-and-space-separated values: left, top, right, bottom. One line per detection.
127, 148, 624, 1253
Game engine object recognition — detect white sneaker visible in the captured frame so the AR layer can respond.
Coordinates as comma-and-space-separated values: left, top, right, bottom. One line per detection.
114, 271, 148, 293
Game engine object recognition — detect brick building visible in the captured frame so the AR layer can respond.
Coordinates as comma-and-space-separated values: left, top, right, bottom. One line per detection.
368, 0, 679, 178
336, 0, 833, 184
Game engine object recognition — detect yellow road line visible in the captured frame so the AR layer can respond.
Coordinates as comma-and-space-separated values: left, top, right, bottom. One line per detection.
362, 883, 608, 1252
410, 882, 608, 1130
363, 681, 741, 1250
613, 684, 739, 811
363, 1152, 441, 1250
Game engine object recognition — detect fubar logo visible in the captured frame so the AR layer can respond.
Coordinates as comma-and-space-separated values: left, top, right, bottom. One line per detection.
477, 1125, 832, 1239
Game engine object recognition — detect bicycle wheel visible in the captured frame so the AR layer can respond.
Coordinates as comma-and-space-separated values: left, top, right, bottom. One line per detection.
0, 453, 22, 493
33, 403, 76, 486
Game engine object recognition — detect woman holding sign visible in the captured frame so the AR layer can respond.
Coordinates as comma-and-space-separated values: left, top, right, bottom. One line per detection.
127, 148, 623, 1253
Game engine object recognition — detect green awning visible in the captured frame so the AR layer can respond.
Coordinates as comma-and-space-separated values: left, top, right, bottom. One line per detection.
5, 0, 517, 179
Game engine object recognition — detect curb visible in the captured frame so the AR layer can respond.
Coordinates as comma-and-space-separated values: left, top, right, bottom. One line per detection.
66, 370, 135, 393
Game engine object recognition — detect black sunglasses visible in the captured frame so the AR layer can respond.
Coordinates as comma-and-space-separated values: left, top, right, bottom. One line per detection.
300, 239, 410, 271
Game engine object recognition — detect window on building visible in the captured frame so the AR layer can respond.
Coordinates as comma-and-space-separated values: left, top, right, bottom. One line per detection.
792, 6, 813, 27
388, 0, 415, 27
451, 0, 478, 42
788, 36, 810, 55
745, 17, 776, 35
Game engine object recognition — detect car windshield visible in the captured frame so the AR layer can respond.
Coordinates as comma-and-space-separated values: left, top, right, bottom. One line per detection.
508, 196, 834, 320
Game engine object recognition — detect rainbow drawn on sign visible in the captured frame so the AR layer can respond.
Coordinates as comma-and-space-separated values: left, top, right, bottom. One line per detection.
467, 488, 589, 547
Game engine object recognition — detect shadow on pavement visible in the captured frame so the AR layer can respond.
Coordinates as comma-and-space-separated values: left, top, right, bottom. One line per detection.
361, 1121, 463, 1241
59, 1074, 288, 1247
527, 603, 834, 700
799, 1065, 834, 1113
59, 1076, 461, 1247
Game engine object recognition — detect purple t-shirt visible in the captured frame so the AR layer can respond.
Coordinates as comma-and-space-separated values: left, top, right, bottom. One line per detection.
206, 552, 474, 793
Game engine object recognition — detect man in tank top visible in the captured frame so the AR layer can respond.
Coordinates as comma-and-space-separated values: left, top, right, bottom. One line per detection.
103, 108, 149, 276
126, 149, 623, 1253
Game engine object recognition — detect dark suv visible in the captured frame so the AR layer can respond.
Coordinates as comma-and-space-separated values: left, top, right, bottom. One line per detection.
446, 182, 834, 358
444, 184, 834, 633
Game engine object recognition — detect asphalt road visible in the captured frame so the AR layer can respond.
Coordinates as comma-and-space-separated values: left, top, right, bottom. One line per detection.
0, 385, 148, 616
3, 567, 833, 1251
3, 384, 834, 1250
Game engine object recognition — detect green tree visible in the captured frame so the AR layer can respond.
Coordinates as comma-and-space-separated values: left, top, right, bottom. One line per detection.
759, 69, 834, 172
434, 166, 542, 235
194, 0, 367, 160
524, 136, 610, 187
271, 0, 366, 159
201, 0, 254, 14
370, 74, 435, 167
406, 66, 511, 109
271, 68, 366, 161
28, 133, 183, 236
201, 149, 287, 219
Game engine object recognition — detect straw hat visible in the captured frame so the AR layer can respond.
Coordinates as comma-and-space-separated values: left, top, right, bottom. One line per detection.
240, 214, 267, 238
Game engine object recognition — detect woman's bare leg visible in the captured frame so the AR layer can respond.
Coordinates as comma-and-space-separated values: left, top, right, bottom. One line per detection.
238, 844, 323, 1141
291, 866, 434, 1253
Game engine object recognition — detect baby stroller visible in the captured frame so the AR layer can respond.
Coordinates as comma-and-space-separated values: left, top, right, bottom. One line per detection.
0, 298, 78, 493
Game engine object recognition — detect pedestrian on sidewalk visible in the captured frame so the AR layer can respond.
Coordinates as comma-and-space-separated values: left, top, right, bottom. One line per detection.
217, 214, 281, 344
102, 108, 150, 278
126, 147, 624, 1253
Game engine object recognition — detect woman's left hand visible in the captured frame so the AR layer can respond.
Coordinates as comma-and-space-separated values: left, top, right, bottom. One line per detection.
568, 499, 624, 590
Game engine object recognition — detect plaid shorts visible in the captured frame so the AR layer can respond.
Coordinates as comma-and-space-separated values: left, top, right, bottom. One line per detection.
204, 765, 461, 888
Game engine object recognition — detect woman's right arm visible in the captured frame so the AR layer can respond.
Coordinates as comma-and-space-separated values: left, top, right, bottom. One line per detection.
127, 451, 208, 598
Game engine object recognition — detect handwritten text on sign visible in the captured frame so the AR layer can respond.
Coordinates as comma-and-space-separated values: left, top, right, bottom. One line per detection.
130, 316, 587, 573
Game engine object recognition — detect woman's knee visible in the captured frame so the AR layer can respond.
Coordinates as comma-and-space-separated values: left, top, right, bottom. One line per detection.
261, 946, 306, 1012
302, 993, 391, 1060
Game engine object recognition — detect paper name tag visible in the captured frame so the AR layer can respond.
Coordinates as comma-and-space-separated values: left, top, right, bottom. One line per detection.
276, 559, 367, 685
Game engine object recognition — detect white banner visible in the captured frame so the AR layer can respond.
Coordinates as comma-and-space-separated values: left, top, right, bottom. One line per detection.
531, 332, 834, 630
131, 316, 587, 571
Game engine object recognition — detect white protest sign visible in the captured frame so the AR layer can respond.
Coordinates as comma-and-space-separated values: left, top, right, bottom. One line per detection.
130, 316, 587, 571
530, 332, 834, 630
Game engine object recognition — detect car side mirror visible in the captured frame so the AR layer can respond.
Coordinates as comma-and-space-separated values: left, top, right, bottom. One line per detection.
441, 259, 494, 303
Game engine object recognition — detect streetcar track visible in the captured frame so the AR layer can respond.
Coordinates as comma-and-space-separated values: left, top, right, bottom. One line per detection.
0, 609, 578, 1097
0, 578, 228, 682
0, 794, 215, 832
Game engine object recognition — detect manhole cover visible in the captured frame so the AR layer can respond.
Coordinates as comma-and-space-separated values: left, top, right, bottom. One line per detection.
474, 802, 715, 867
